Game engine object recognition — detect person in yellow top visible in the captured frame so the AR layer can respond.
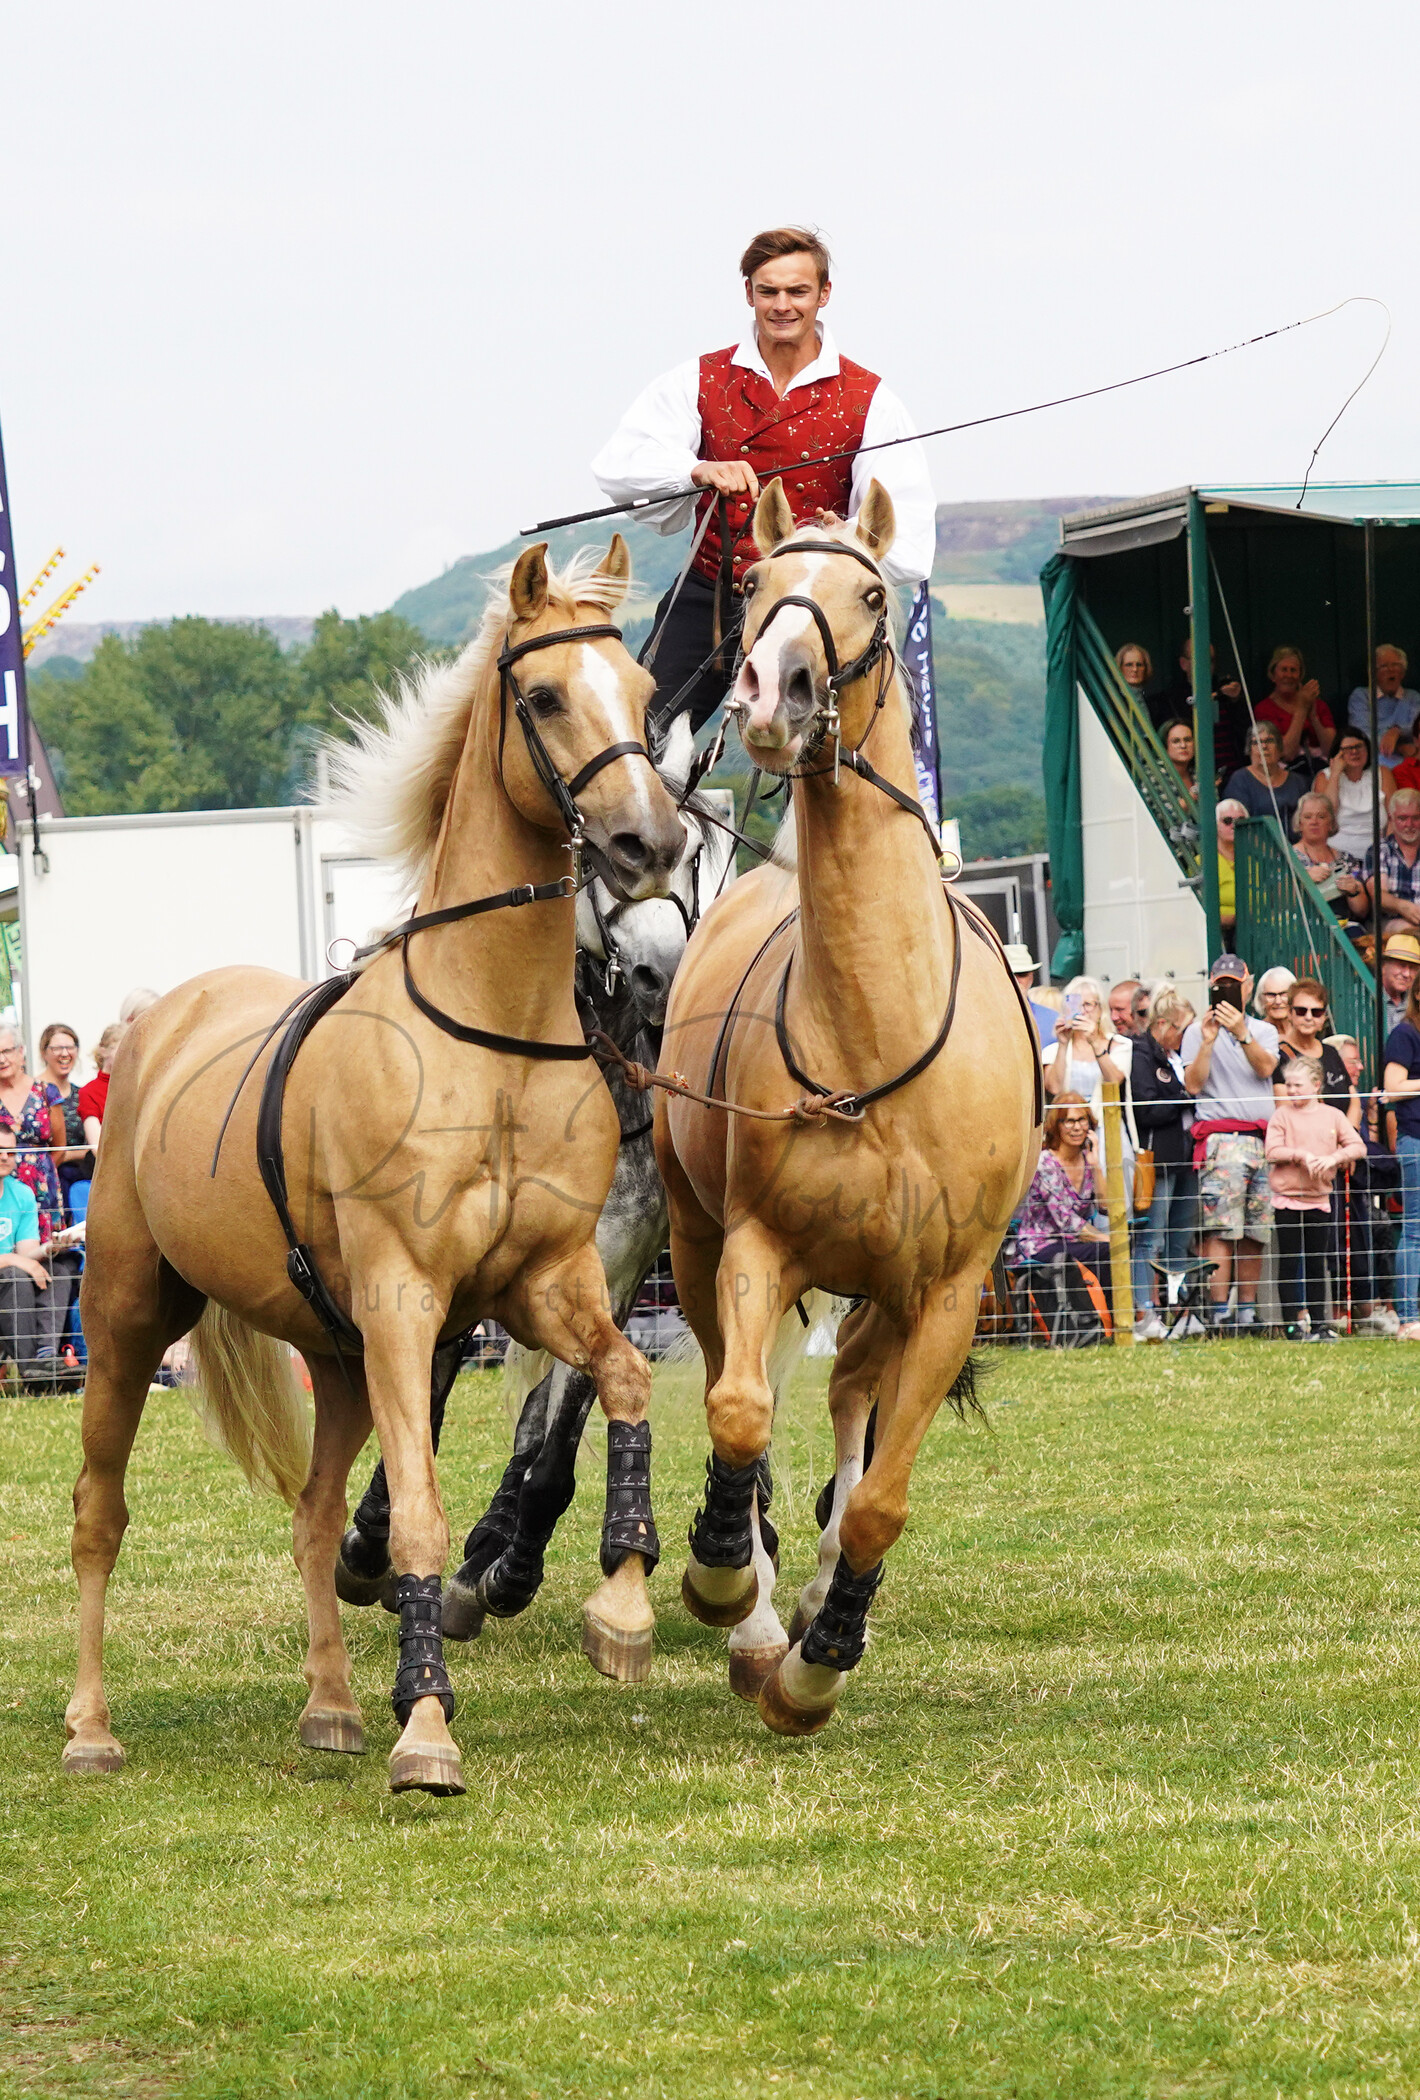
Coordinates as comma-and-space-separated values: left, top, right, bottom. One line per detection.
1216, 797, 1246, 933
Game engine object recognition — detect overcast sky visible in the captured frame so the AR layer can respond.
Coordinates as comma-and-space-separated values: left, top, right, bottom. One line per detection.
3, 0, 1416, 623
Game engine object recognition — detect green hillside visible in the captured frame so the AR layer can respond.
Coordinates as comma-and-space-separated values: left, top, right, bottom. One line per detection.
391, 499, 1078, 859
390, 497, 1103, 648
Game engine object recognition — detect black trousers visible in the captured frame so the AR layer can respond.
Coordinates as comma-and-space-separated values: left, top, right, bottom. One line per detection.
642, 572, 739, 738
1275, 1208, 1333, 1329
0, 1249, 80, 1363
1339, 1156, 1400, 1306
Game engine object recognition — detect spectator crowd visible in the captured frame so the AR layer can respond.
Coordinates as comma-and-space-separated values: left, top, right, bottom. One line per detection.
0, 989, 152, 1390
1006, 936, 1420, 1347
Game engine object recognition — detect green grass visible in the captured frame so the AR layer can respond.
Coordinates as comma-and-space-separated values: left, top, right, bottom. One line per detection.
6, 1342, 1420, 2097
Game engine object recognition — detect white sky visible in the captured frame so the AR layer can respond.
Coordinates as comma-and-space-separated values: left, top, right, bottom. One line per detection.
3, 0, 1416, 622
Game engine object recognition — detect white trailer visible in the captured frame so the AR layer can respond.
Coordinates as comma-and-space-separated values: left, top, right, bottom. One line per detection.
15, 805, 411, 1068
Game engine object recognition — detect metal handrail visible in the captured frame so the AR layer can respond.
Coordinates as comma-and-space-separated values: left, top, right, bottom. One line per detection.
1073, 604, 1202, 879
1234, 814, 1379, 1076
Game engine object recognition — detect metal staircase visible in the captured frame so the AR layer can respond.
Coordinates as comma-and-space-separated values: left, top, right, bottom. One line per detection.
1071, 602, 1201, 882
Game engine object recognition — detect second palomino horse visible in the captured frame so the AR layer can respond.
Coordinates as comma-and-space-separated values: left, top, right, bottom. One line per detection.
62, 540, 684, 1795
657, 479, 1042, 1735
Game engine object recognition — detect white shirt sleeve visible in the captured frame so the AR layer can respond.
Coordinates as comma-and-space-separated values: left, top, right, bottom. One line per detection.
590, 359, 703, 536
851, 383, 936, 585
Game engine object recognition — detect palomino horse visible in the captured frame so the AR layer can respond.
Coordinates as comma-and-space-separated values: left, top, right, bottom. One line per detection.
656, 479, 1041, 1735
334, 722, 740, 1665
63, 539, 684, 1795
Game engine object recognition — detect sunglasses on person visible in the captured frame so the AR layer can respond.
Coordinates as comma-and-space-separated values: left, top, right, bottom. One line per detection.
1291, 1003, 1327, 1018
1218, 816, 1237, 828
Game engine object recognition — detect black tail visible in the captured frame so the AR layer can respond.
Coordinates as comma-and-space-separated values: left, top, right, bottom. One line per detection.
947, 1350, 988, 1422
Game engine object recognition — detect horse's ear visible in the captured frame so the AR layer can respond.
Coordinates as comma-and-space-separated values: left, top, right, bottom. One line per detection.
752, 476, 795, 556
509, 543, 550, 623
852, 480, 899, 562
588, 532, 632, 608
855, 479, 896, 562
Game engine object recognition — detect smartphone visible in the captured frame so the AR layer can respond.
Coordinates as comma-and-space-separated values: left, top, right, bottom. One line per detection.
1210, 976, 1244, 1013
1064, 990, 1084, 1024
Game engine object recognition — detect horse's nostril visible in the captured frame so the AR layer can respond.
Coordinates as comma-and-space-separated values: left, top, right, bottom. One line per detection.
786, 665, 815, 711
630, 964, 668, 1018
609, 832, 650, 870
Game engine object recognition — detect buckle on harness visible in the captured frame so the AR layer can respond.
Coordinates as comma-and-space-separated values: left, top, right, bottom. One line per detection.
511, 883, 536, 906
286, 1244, 319, 1304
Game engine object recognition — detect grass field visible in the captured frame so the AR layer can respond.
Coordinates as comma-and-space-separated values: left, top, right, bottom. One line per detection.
5, 1341, 1420, 2097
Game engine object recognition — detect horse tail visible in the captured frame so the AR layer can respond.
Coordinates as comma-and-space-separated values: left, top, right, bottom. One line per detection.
766, 1288, 844, 1402
501, 1342, 554, 1424
947, 1349, 988, 1423
188, 1304, 312, 1506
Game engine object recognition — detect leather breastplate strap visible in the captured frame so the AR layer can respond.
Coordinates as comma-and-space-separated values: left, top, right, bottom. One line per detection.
254, 972, 365, 1362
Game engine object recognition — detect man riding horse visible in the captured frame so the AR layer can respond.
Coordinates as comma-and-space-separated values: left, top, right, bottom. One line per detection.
592, 225, 936, 739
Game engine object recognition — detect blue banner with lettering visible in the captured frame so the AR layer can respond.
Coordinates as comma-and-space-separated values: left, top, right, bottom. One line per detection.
903, 581, 940, 831
0, 419, 30, 777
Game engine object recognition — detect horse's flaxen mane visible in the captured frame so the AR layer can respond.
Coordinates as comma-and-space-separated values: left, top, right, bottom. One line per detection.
325, 548, 628, 893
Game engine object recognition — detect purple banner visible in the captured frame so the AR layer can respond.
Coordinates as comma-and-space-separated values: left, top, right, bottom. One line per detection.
903, 580, 940, 831
0, 418, 30, 776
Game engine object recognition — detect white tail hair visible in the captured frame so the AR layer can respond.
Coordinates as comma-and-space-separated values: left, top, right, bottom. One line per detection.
325, 546, 634, 900
188, 1304, 312, 1506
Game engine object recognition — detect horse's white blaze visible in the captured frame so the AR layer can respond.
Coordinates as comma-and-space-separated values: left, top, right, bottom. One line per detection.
579, 643, 658, 835
738, 554, 832, 746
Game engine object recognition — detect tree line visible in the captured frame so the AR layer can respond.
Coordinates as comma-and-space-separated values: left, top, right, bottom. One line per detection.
27, 610, 431, 816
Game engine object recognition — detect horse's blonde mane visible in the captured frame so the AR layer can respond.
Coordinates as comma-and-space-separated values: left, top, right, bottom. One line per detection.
324, 548, 628, 893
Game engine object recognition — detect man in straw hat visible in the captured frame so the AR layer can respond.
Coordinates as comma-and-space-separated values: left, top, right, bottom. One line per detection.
592, 226, 935, 742
1381, 931, 1420, 1037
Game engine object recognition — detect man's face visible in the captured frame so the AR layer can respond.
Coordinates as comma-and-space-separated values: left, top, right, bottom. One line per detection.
1109, 986, 1140, 1033
745, 253, 830, 352
0, 1139, 16, 1184
1384, 957, 1419, 1000
1393, 806, 1420, 850
1378, 652, 1407, 697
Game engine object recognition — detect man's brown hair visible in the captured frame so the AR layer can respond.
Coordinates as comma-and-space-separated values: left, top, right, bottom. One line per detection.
740, 226, 832, 288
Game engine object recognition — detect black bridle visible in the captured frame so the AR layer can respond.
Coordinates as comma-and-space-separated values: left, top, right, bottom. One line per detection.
734, 539, 942, 858
349, 619, 656, 1059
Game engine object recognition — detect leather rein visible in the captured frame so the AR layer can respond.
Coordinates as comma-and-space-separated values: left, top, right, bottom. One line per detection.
592, 537, 1043, 1131
352, 618, 654, 1061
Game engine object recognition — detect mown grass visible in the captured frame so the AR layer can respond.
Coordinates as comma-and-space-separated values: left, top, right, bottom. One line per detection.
5, 1342, 1420, 2097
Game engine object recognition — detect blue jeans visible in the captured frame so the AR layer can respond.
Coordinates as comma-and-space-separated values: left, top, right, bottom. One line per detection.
1132, 1162, 1199, 1306
1396, 1135, 1420, 1322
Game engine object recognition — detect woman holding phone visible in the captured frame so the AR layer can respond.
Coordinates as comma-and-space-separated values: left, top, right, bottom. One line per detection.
1043, 976, 1129, 1105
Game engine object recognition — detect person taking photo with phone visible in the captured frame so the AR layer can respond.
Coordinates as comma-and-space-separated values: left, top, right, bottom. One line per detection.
1181, 953, 1281, 1334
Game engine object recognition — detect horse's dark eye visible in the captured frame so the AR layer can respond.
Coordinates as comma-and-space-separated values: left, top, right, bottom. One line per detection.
527, 686, 561, 719
864, 586, 885, 611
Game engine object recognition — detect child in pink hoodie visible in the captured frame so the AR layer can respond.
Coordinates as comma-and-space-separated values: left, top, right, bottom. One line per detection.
1264, 1055, 1365, 1340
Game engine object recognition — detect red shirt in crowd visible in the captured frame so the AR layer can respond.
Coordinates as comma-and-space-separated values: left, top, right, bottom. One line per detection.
77, 1073, 110, 1125
1255, 693, 1335, 745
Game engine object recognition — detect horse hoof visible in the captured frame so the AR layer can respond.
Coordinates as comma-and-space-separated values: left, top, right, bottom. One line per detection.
786, 1603, 813, 1647
299, 1709, 365, 1755
378, 1570, 401, 1616
681, 1563, 758, 1629
389, 1744, 466, 1797
334, 1527, 390, 1607
582, 1606, 653, 1683
729, 1641, 789, 1701
62, 1736, 125, 1775
757, 1653, 839, 1738
441, 1573, 487, 1643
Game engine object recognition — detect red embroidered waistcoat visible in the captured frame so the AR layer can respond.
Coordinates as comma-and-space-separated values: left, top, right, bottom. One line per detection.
694, 345, 880, 585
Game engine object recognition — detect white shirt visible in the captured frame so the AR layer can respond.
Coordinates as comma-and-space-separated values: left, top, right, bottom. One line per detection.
590, 323, 936, 587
